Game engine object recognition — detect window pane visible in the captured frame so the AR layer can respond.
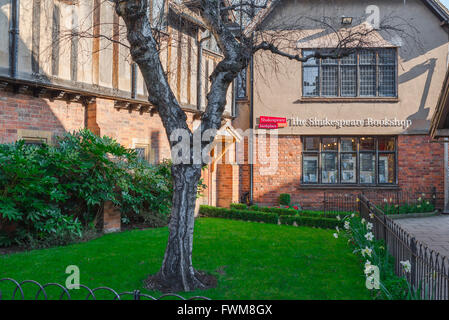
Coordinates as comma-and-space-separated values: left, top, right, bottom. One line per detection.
379, 66, 396, 97
379, 49, 395, 65
303, 154, 318, 183
341, 66, 357, 96
135, 148, 147, 161
378, 137, 395, 151
303, 67, 319, 96
341, 153, 356, 183
322, 153, 338, 184
341, 138, 357, 152
322, 137, 338, 151
379, 154, 395, 184
304, 137, 320, 151
359, 50, 376, 65
360, 137, 375, 150
303, 50, 318, 65
236, 69, 247, 99
359, 65, 376, 96
341, 53, 356, 65
321, 65, 338, 96
360, 153, 375, 184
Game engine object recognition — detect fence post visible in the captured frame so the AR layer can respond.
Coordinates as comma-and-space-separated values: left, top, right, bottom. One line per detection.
432, 186, 437, 208
410, 237, 417, 289
323, 191, 327, 215
396, 190, 400, 214
133, 290, 141, 300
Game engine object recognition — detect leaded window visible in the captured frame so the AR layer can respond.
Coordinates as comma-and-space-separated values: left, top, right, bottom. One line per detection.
302, 48, 397, 98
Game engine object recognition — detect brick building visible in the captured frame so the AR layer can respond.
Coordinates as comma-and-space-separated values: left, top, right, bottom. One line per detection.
2, 0, 449, 216
234, 0, 449, 210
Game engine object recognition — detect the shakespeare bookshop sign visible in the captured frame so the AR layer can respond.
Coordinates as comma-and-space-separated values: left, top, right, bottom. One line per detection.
287, 117, 412, 129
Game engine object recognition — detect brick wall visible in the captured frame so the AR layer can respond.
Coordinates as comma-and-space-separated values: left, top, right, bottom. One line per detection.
0, 90, 85, 143
248, 134, 445, 209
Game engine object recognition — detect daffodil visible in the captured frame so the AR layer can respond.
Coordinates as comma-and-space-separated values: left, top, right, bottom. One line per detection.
361, 218, 366, 224
366, 222, 373, 230
337, 215, 341, 221
333, 233, 339, 239
344, 221, 350, 230
369, 213, 374, 219
400, 260, 411, 273
365, 232, 374, 241
361, 247, 372, 257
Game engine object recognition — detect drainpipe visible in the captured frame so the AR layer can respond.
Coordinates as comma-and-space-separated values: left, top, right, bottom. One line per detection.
9, 0, 19, 78
444, 138, 449, 213
196, 32, 211, 111
249, 49, 254, 204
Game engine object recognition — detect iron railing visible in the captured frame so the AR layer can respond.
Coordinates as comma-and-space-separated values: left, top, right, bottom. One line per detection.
0, 278, 211, 300
323, 187, 441, 215
359, 194, 449, 300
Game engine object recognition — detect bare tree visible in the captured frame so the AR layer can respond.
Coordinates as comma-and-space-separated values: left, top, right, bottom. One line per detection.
105, 0, 418, 292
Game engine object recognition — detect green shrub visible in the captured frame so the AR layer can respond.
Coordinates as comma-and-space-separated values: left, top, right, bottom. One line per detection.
230, 203, 248, 210
200, 205, 341, 228
279, 194, 291, 206
0, 130, 173, 247
279, 215, 343, 229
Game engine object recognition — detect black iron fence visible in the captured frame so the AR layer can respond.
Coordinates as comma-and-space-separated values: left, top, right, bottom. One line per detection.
323, 187, 441, 215
0, 278, 211, 300
359, 194, 449, 300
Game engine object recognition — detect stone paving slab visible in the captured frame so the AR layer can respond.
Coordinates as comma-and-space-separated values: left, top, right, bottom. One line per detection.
395, 215, 449, 258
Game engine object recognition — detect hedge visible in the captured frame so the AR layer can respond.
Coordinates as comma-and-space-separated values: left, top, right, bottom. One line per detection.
199, 205, 341, 229
230, 203, 350, 219
199, 205, 278, 224
279, 215, 343, 229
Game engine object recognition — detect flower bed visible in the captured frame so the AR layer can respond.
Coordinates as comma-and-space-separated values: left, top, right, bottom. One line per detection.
333, 212, 422, 300
380, 196, 435, 215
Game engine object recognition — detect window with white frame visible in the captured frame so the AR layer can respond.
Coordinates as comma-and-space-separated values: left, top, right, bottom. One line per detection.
302, 48, 397, 98
302, 136, 397, 185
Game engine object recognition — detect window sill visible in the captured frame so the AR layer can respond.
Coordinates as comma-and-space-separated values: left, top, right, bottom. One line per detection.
298, 184, 399, 190
295, 97, 399, 104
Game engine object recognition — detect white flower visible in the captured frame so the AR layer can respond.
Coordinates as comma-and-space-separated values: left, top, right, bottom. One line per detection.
335, 226, 340, 233
337, 215, 341, 221
361, 218, 366, 224
364, 260, 375, 275
369, 212, 374, 219
400, 260, 411, 273
361, 247, 372, 257
344, 221, 350, 230
333, 233, 339, 239
422, 193, 425, 197
365, 232, 374, 241
426, 201, 430, 205
366, 222, 373, 230
351, 213, 355, 218
418, 197, 422, 202
383, 198, 387, 203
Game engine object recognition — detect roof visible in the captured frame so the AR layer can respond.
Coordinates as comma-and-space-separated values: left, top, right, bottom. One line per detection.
430, 68, 449, 139
244, 0, 449, 36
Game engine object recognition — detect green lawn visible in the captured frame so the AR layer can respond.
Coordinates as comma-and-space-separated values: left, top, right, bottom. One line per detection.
0, 218, 370, 300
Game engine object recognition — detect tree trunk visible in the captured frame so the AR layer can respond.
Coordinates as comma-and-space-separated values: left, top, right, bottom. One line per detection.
145, 164, 213, 292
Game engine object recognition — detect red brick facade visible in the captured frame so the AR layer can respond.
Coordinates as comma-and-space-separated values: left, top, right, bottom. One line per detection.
246, 134, 445, 209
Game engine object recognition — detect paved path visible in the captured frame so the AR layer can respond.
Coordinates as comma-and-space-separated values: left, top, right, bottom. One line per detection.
395, 215, 449, 258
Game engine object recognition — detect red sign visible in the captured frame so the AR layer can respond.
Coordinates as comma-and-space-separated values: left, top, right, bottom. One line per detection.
260, 116, 287, 124
259, 123, 278, 129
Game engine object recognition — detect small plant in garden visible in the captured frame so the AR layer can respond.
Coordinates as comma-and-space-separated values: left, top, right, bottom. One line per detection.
279, 194, 291, 206
381, 194, 435, 215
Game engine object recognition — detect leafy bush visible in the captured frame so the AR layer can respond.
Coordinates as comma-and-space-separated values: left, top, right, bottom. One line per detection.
279, 193, 291, 206
380, 197, 435, 215
0, 130, 173, 247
